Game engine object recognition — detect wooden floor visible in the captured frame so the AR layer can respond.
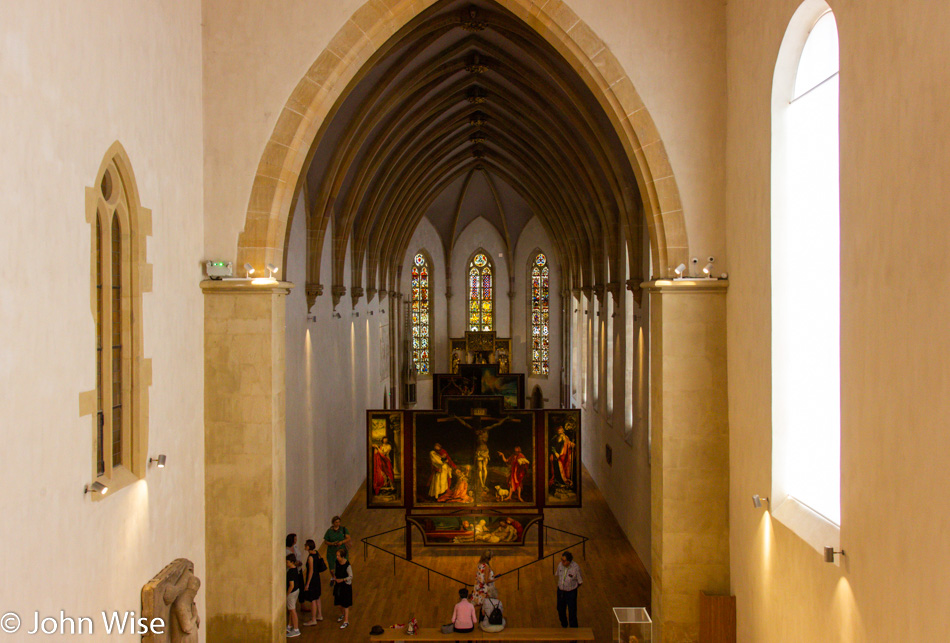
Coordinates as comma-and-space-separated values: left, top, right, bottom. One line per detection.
295, 467, 650, 641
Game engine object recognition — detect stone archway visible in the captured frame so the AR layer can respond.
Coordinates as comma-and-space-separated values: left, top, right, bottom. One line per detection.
204, 3, 729, 642
235, 0, 688, 281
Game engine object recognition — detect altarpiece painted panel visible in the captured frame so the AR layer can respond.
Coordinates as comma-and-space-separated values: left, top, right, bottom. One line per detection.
407, 514, 542, 547
544, 409, 581, 507
366, 410, 403, 507
412, 402, 536, 509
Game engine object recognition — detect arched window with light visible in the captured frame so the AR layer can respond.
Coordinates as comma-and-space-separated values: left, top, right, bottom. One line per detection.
772, 1, 840, 532
468, 251, 493, 331
410, 252, 431, 374
529, 252, 550, 374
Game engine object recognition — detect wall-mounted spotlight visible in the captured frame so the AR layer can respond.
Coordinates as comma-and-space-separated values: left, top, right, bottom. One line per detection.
369, 310, 374, 315
149, 454, 167, 468
332, 311, 342, 319
352, 311, 360, 317
823, 546, 846, 563
85, 481, 108, 495
266, 263, 279, 280
674, 263, 687, 278
244, 263, 255, 278
380, 309, 386, 314
703, 256, 716, 277
752, 494, 770, 509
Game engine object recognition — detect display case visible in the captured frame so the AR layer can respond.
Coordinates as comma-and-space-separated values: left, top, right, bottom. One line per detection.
613, 607, 652, 643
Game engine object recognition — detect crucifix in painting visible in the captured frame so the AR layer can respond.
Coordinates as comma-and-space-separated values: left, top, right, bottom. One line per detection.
413, 397, 536, 509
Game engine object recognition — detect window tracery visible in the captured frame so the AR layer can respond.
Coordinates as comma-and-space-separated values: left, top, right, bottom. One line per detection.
468, 252, 493, 331
410, 252, 431, 374
530, 253, 549, 374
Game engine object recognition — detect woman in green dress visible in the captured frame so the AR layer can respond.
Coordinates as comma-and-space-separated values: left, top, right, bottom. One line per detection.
322, 515, 352, 581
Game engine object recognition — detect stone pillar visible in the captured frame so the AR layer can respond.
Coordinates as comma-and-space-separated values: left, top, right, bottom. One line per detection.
202, 279, 292, 642
643, 279, 729, 643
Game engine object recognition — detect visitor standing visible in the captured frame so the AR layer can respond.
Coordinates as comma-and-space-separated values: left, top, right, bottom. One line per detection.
286, 533, 302, 572
555, 551, 583, 630
301, 539, 324, 625
286, 554, 302, 638
322, 515, 352, 582
472, 550, 495, 618
331, 549, 353, 629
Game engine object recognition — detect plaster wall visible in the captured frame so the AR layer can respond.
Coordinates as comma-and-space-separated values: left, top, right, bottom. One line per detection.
726, 1, 950, 639
511, 217, 561, 407
401, 217, 449, 408
201, 0, 727, 274
574, 289, 652, 576
285, 193, 389, 544
0, 1, 205, 637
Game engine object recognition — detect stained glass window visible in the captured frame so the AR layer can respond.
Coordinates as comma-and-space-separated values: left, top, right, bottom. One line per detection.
468, 252, 493, 331
530, 253, 550, 374
411, 252, 431, 374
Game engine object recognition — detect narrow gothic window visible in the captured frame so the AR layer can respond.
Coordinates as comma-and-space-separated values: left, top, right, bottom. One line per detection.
530, 253, 549, 374
95, 215, 105, 476
410, 252, 431, 374
110, 215, 123, 467
468, 252, 493, 331
88, 143, 150, 495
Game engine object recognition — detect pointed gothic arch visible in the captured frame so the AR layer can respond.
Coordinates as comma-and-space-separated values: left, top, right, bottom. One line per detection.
234, 0, 689, 285
83, 141, 152, 496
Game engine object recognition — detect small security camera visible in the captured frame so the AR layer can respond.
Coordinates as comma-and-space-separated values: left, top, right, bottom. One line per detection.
707, 256, 715, 263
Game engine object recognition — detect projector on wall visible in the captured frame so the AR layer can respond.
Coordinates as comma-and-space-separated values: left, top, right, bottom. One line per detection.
205, 260, 233, 279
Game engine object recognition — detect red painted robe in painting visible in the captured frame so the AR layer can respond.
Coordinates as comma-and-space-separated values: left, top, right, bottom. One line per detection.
372, 444, 395, 494
437, 447, 458, 470
504, 450, 530, 498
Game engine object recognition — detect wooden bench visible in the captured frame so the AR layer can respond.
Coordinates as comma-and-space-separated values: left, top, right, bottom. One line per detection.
369, 626, 595, 641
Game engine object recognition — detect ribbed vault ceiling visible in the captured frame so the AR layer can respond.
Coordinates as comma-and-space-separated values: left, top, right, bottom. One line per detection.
300, 0, 644, 307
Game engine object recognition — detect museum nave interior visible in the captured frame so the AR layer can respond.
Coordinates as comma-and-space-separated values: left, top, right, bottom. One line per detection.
5, 0, 950, 641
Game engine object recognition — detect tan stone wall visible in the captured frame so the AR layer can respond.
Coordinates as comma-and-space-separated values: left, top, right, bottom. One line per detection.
726, 1, 950, 639
203, 281, 289, 642
647, 282, 729, 642
0, 1, 206, 635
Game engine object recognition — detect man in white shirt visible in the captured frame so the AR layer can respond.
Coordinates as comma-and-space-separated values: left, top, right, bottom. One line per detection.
554, 551, 583, 631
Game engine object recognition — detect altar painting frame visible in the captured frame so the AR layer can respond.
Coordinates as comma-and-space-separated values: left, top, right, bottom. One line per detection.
411, 410, 537, 510
543, 409, 582, 507
407, 514, 542, 547
366, 410, 405, 508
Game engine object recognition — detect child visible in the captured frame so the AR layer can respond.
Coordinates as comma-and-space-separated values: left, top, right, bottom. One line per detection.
286, 554, 302, 637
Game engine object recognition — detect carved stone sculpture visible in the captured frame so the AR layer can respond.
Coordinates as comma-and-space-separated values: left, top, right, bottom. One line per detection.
142, 558, 201, 643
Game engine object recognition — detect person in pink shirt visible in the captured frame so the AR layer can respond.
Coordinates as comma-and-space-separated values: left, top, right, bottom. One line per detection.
451, 588, 477, 634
